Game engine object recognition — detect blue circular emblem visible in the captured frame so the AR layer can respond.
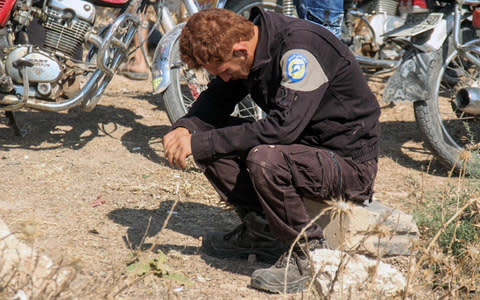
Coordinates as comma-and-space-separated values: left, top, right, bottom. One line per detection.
286, 53, 308, 83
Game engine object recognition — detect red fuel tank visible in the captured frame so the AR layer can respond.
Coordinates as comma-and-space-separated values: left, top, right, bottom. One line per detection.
0, 0, 16, 28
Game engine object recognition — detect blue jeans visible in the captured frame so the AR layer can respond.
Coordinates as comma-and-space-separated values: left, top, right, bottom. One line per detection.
294, 0, 344, 39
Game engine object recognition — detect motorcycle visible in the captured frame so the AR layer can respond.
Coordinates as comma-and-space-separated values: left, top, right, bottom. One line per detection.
151, 0, 269, 124
0, 0, 159, 135
342, 0, 405, 73
153, 0, 407, 124
382, 0, 480, 174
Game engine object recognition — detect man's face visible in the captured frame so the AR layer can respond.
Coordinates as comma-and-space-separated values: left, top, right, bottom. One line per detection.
204, 54, 251, 82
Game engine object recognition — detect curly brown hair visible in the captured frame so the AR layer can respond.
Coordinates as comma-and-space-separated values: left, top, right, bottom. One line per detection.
179, 8, 255, 69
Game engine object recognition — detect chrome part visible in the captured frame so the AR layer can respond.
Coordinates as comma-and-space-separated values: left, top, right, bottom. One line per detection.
48, 0, 95, 23
355, 55, 400, 69
160, 3, 176, 32
369, 14, 404, 47
43, 0, 96, 58
283, 0, 295, 16
0, 94, 21, 105
375, 0, 399, 16
216, 0, 227, 8
95, 13, 139, 76
151, 24, 185, 95
37, 82, 52, 97
455, 87, 480, 114
5, 47, 28, 83
6, 47, 62, 83
184, 0, 200, 16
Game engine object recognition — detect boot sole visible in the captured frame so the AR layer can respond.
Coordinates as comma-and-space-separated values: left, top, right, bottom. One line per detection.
250, 276, 310, 294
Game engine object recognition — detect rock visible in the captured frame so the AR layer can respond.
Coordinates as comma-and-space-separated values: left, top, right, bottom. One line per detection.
304, 199, 419, 257
0, 218, 74, 298
311, 248, 406, 299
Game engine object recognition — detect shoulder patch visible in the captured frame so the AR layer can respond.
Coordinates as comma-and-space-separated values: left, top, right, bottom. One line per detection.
286, 53, 308, 83
281, 49, 328, 92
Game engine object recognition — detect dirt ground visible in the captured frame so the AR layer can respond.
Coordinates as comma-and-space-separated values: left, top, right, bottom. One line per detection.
0, 73, 473, 299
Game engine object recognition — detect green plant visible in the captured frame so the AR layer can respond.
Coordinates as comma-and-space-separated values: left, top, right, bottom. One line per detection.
411, 179, 480, 297
414, 189, 480, 257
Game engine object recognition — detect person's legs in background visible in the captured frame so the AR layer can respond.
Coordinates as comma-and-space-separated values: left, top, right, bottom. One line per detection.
119, 20, 150, 81
294, 0, 344, 39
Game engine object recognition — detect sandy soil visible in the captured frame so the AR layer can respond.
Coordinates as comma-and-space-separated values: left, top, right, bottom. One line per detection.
0, 73, 471, 299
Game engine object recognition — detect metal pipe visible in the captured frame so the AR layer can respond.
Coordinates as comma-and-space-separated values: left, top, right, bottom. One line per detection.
216, 0, 227, 8
97, 13, 138, 75
184, 0, 200, 16
23, 70, 103, 112
160, 2, 176, 33
354, 55, 400, 69
455, 87, 480, 114
453, 4, 462, 49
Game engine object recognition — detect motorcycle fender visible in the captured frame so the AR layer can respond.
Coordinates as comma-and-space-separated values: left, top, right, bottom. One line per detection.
382, 50, 439, 104
151, 23, 185, 95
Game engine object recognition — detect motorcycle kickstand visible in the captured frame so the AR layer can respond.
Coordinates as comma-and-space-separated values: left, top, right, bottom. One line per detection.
5, 111, 26, 137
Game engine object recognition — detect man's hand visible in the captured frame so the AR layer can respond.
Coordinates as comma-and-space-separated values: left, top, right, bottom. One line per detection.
163, 127, 192, 169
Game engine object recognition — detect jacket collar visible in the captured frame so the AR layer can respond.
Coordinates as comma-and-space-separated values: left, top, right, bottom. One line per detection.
249, 7, 272, 74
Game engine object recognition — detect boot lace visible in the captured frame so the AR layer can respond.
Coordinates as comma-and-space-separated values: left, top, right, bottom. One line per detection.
274, 250, 307, 276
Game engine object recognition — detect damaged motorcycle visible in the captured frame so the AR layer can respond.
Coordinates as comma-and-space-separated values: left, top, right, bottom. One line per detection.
383, 0, 480, 174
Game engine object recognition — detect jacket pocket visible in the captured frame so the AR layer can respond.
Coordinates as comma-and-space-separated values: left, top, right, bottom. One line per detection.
283, 149, 327, 198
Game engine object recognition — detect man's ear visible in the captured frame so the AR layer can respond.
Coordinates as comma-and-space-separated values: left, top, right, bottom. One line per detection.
232, 43, 248, 59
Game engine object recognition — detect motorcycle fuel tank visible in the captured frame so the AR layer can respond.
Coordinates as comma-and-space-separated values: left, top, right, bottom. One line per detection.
0, 0, 16, 27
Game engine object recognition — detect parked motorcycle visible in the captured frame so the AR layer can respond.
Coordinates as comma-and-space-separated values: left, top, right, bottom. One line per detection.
154, 0, 406, 124
382, 0, 480, 174
0, 0, 158, 135
152, 0, 269, 124
342, 0, 405, 73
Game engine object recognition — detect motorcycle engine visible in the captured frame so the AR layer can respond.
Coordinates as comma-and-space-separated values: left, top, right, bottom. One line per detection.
43, 0, 96, 58
3, 0, 96, 99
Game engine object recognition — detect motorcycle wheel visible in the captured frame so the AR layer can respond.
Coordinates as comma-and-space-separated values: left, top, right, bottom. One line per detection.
414, 48, 480, 175
163, 2, 283, 124
162, 37, 208, 124
163, 37, 265, 124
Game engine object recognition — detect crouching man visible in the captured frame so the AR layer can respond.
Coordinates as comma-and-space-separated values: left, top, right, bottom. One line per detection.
162, 7, 380, 293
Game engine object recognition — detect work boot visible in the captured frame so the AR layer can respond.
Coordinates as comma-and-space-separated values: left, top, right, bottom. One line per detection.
202, 212, 286, 264
250, 238, 326, 293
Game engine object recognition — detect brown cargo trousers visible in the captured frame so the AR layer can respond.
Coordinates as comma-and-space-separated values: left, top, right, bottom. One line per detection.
184, 117, 378, 242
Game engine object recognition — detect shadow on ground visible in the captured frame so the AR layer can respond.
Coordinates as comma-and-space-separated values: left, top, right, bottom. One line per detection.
107, 200, 269, 276
379, 120, 450, 176
0, 100, 171, 165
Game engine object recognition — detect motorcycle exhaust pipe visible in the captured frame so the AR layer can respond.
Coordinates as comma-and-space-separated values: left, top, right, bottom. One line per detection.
354, 55, 400, 70
455, 87, 480, 115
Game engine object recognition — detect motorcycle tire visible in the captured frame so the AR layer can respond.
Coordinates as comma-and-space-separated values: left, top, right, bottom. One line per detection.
163, 37, 265, 124
162, 1, 283, 124
162, 36, 205, 124
413, 47, 480, 175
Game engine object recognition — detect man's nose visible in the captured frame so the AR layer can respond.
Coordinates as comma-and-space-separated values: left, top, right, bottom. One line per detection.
220, 74, 231, 82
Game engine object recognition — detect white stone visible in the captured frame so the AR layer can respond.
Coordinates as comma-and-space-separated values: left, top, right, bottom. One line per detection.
304, 199, 419, 256
311, 248, 406, 299
0, 219, 72, 298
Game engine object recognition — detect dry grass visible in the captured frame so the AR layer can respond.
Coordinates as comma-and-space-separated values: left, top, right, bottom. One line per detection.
1, 160, 479, 299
